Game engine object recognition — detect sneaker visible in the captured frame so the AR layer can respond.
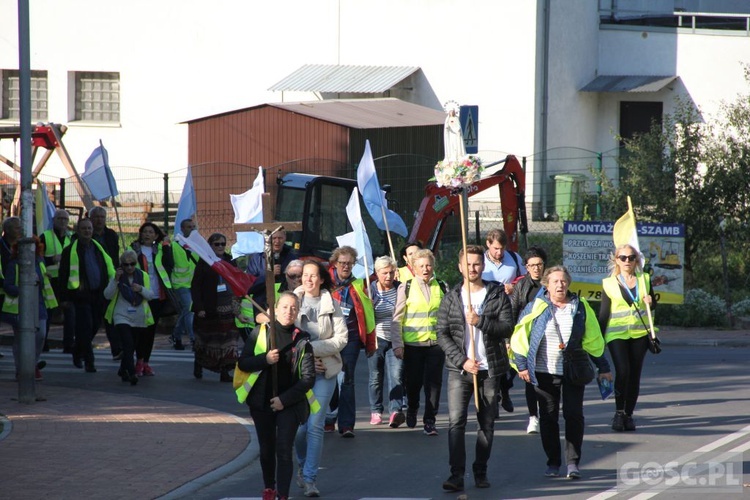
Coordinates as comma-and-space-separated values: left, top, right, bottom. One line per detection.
303, 481, 320, 497
624, 414, 636, 431
323, 423, 335, 433
262, 487, 276, 500
545, 466, 560, 477
567, 464, 581, 479
527, 415, 540, 434
341, 427, 355, 438
474, 473, 490, 488
135, 360, 144, 377
370, 413, 382, 425
296, 469, 305, 489
142, 363, 155, 376
406, 412, 417, 429
34, 368, 43, 381
612, 411, 625, 432
389, 411, 406, 428
442, 474, 464, 492
423, 423, 438, 436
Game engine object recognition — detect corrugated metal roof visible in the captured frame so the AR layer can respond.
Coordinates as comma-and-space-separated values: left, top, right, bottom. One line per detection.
581, 75, 677, 92
268, 64, 420, 93
269, 98, 445, 129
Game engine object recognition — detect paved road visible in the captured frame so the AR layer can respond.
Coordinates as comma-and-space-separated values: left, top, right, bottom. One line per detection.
2, 337, 749, 499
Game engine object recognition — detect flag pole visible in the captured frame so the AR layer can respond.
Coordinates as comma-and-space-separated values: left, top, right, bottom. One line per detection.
379, 203, 397, 262
98, 140, 125, 249
459, 189, 480, 410
361, 220, 372, 292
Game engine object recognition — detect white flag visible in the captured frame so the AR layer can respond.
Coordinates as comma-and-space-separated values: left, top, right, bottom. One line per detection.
230, 167, 265, 257
339, 187, 373, 279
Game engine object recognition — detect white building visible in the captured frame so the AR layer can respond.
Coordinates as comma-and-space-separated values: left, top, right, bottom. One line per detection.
1, 0, 748, 218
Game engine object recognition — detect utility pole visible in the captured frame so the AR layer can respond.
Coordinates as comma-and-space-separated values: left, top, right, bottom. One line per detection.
17, 0, 39, 403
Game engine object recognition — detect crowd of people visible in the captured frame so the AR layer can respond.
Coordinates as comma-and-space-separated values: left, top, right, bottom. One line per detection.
1, 210, 659, 499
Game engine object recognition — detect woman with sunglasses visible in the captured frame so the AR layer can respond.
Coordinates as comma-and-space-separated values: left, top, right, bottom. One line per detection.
130, 221, 174, 376
104, 250, 155, 385
598, 244, 656, 432
191, 233, 240, 382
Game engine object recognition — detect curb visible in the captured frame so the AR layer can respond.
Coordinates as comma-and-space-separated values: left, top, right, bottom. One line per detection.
663, 339, 750, 348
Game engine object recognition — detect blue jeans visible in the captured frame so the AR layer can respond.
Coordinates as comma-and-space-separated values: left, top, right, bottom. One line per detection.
295, 373, 337, 483
326, 340, 360, 430
447, 370, 497, 475
367, 338, 404, 414
171, 287, 194, 343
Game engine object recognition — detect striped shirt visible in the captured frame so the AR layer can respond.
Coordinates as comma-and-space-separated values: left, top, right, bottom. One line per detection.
373, 286, 398, 341
536, 303, 574, 376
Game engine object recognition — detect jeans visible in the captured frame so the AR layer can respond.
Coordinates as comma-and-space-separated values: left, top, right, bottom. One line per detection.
403, 344, 445, 425
608, 336, 649, 415
447, 370, 497, 476
251, 407, 299, 497
327, 340, 360, 430
534, 371, 586, 467
295, 373, 337, 483
367, 338, 404, 414
171, 287, 194, 344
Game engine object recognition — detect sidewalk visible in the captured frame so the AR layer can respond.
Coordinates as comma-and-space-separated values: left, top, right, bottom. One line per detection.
0, 323, 748, 499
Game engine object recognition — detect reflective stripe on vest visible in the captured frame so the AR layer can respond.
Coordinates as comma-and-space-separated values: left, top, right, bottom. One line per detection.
170, 242, 195, 289
67, 239, 116, 290
149, 245, 173, 289
42, 229, 71, 278
1, 261, 58, 313
602, 274, 650, 342
235, 296, 257, 328
235, 324, 319, 413
104, 270, 155, 326
402, 278, 443, 343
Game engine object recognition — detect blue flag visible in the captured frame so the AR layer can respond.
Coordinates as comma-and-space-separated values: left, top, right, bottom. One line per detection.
82, 141, 118, 201
175, 165, 197, 231
356, 140, 408, 237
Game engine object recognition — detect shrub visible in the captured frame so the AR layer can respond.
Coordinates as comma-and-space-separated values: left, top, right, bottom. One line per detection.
656, 289, 728, 327
731, 298, 750, 318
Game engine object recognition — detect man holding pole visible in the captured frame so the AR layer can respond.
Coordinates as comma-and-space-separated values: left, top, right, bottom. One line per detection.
437, 244, 514, 492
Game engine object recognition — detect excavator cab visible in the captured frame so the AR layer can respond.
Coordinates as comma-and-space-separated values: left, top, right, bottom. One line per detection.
275, 173, 388, 261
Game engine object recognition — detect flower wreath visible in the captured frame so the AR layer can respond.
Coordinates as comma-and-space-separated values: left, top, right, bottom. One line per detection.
434, 155, 484, 189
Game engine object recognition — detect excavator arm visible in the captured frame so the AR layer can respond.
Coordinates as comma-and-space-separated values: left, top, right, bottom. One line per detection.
408, 154, 528, 253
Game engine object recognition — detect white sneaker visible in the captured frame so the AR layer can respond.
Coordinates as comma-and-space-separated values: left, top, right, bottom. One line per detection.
527, 416, 540, 434
304, 481, 320, 497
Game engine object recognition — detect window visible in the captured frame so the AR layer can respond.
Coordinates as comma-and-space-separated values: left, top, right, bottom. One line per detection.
1, 69, 48, 121
74, 71, 120, 122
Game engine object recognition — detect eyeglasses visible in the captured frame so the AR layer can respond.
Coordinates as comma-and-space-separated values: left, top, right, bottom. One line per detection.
122, 262, 137, 267
212, 242, 226, 247
617, 254, 637, 262
336, 261, 354, 267
526, 263, 544, 268
287, 274, 301, 280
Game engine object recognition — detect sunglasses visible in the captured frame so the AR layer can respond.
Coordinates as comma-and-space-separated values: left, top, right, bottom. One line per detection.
212, 242, 226, 247
122, 262, 137, 267
617, 254, 637, 262
337, 261, 354, 267
287, 274, 302, 280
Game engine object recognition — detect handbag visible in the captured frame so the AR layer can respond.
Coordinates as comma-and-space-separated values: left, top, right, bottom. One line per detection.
631, 304, 662, 354
551, 310, 595, 386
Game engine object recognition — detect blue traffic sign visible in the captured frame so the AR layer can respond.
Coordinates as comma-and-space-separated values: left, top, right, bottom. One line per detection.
459, 105, 478, 154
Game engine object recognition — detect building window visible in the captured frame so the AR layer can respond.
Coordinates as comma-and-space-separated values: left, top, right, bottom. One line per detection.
74, 71, 120, 122
1, 69, 48, 121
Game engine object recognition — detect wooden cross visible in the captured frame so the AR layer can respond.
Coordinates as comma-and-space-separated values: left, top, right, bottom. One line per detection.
232, 192, 302, 396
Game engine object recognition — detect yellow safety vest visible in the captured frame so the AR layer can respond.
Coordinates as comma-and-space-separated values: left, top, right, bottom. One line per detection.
235, 324, 320, 414
350, 279, 376, 334
235, 295, 258, 329
67, 239, 116, 290
2, 261, 58, 313
42, 229, 71, 278
135, 244, 173, 290
398, 265, 414, 281
170, 241, 196, 289
401, 277, 444, 344
602, 274, 654, 343
104, 270, 155, 326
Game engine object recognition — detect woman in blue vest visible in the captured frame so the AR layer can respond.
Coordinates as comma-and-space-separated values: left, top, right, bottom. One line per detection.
238, 291, 315, 500
2, 237, 57, 381
130, 222, 174, 376
598, 244, 656, 432
104, 250, 155, 385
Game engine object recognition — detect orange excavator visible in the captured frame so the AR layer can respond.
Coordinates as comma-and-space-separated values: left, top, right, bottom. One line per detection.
274, 154, 528, 260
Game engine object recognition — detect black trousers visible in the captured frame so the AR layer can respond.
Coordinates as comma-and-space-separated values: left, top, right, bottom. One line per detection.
250, 407, 299, 497
608, 336, 649, 415
115, 323, 143, 377
403, 344, 445, 425
534, 371, 585, 467
74, 295, 106, 366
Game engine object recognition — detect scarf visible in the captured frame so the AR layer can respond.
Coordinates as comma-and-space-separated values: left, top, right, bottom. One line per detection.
118, 269, 145, 306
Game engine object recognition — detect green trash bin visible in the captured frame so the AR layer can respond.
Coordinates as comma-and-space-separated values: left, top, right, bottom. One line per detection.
553, 174, 587, 221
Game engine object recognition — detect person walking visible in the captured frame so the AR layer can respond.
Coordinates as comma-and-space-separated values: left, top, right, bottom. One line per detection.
325, 246, 375, 437
89, 206, 121, 360
397, 241, 423, 282
103, 250, 155, 385
391, 248, 448, 436
238, 292, 316, 500
510, 266, 612, 479
598, 244, 656, 432
509, 246, 548, 433
437, 245, 513, 492
293, 260, 347, 497
367, 256, 405, 428
170, 218, 198, 350
39, 209, 73, 352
